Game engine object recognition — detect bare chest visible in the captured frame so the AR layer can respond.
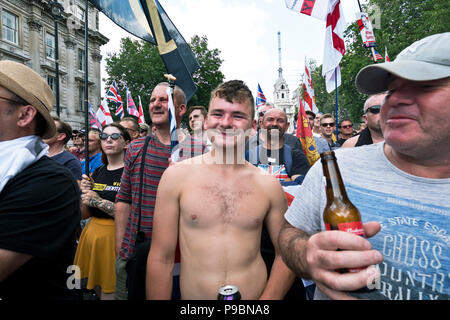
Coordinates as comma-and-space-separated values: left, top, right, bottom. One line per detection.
179, 176, 268, 229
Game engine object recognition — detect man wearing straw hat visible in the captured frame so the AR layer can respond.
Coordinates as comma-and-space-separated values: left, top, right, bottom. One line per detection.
0, 61, 80, 300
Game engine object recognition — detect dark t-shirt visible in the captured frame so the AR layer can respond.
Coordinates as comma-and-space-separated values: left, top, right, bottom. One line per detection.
52, 150, 82, 181
89, 165, 123, 219
0, 156, 81, 300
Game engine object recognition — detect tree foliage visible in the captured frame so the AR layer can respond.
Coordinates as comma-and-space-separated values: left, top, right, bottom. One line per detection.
308, 0, 450, 125
104, 35, 224, 125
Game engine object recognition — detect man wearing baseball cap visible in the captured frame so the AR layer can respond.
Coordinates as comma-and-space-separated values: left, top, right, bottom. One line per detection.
279, 33, 450, 300
0, 61, 80, 299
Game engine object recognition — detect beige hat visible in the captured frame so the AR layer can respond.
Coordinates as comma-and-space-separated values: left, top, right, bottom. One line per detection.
0, 60, 56, 138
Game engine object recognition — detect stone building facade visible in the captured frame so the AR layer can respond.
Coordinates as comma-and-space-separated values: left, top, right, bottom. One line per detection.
0, 0, 108, 130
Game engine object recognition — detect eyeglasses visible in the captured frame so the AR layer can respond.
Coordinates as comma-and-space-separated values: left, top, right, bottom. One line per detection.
321, 122, 335, 127
99, 133, 122, 140
341, 124, 353, 129
366, 105, 381, 114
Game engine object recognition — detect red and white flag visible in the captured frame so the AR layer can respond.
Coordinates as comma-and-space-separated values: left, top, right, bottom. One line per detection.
385, 46, 391, 62
285, 0, 329, 20
137, 95, 146, 124
303, 57, 319, 114
126, 87, 139, 117
322, 0, 346, 93
96, 97, 114, 126
286, 0, 346, 93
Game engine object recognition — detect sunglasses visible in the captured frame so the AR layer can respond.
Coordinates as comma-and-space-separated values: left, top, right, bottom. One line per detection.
366, 105, 381, 114
341, 124, 353, 129
321, 122, 335, 127
99, 133, 122, 140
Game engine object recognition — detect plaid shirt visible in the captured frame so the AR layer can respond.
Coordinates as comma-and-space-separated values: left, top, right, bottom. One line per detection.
116, 133, 206, 260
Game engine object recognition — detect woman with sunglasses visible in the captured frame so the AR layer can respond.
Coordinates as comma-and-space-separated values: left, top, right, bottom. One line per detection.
74, 123, 131, 300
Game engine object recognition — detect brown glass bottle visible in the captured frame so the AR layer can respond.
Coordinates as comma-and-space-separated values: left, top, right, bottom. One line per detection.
321, 151, 365, 273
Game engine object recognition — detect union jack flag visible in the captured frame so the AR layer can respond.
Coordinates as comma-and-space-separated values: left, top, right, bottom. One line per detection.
106, 80, 124, 119
89, 103, 102, 130
257, 164, 289, 182
126, 87, 139, 117
256, 83, 266, 111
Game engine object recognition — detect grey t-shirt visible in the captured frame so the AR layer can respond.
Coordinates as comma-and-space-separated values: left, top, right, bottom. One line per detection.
285, 142, 450, 300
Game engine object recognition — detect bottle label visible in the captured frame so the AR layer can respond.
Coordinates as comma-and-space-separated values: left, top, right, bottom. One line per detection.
325, 221, 365, 237
325, 221, 365, 273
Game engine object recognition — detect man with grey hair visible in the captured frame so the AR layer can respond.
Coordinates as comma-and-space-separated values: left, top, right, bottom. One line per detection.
0, 61, 80, 300
342, 93, 385, 148
279, 32, 450, 300
115, 82, 207, 300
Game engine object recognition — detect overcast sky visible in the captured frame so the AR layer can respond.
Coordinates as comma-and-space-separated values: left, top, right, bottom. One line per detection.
99, 0, 362, 104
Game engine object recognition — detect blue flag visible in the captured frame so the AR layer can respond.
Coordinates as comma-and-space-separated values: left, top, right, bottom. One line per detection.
89, 0, 200, 101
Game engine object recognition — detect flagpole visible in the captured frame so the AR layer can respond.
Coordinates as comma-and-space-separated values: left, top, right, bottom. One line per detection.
335, 69, 339, 140
84, 0, 90, 175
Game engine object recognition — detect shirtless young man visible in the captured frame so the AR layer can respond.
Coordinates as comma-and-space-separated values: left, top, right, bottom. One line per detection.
146, 80, 294, 300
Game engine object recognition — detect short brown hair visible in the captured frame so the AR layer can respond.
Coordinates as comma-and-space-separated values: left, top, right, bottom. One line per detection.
187, 105, 207, 118
53, 116, 73, 145
210, 80, 255, 119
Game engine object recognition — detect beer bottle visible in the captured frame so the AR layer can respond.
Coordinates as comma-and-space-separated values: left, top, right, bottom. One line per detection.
321, 151, 365, 273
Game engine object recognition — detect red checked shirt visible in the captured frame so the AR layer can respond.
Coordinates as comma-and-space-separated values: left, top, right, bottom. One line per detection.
116, 133, 207, 260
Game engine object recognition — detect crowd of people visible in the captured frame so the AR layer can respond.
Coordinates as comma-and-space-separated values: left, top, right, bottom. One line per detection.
0, 32, 448, 301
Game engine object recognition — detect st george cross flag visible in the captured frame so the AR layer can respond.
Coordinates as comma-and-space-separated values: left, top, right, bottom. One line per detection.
322, 0, 346, 93
89, 104, 102, 130
296, 97, 320, 166
356, 12, 376, 48
286, 0, 346, 93
303, 58, 319, 114
370, 49, 383, 61
385, 47, 391, 62
256, 83, 267, 111
138, 95, 146, 124
166, 86, 179, 161
126, 87, 140, 117
96, 97, 114, 126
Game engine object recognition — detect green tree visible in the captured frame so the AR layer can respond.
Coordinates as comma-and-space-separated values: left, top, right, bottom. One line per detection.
310, 0, 450, 125
104, 35, 224, 125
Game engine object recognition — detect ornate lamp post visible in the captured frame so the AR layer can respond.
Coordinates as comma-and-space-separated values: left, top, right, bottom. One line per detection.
49, 1, 64, 117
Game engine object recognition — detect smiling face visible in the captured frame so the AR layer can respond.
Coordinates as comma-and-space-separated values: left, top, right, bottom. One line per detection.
381, 77, 450, 157
205, 96, 255, 149
149, 84, 186, 128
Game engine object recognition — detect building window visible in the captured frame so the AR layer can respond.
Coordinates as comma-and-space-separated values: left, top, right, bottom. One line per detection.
79, 86, 85, 111
75, 6, 85, 22
282, 93, 285, 99
78, 48, 85, 71
46, 33, 55, 59
281, 85, 285, 90
2, 10, 19, 45
47, 75, 56, 93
